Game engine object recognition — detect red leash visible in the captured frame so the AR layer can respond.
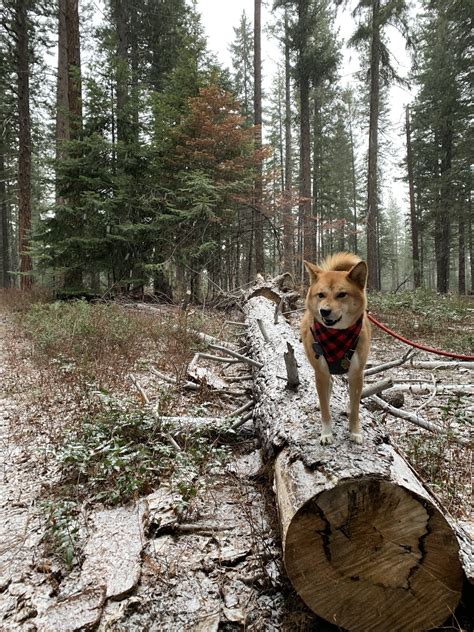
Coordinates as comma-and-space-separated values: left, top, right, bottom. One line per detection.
366, 312, 474, 362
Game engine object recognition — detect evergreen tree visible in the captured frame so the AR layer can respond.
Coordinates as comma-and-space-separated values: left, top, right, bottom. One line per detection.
274, 0, 339, 270
411, 0, 471, 293
0, 28, 16, 287
347, 0, 411, 290
229, 11, 254, 123
160, 85, 266, 298
254, 0, 264, 275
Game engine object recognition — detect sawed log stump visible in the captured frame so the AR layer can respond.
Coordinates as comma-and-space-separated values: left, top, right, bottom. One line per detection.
243, 296, 466, 632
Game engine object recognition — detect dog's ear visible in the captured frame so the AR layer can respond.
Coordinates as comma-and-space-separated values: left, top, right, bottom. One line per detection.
347, 261, 367, 288
304, 260, 322, 283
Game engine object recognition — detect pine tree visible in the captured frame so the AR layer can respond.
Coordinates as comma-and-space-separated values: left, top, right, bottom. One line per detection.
254, 0, 265, 275
411, 0, 470, 293
348, 0, 411, 290
0, 35, 15, 287
405, 105, 421, 288
229, 11, 254, 123
14, 0, 34, 289
161, 85, 266, 298
274, 0, 339, 271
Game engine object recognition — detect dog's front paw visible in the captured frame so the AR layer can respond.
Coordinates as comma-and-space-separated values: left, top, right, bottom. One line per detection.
320, 432, 334, 445
350, 432, 363, 445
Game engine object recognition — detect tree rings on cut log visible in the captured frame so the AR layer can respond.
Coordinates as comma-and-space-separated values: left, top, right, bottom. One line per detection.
276, 455, 463, 632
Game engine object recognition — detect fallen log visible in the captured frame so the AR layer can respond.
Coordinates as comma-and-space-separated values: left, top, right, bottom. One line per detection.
409, 360, 474, 370
243, 295, 468, 632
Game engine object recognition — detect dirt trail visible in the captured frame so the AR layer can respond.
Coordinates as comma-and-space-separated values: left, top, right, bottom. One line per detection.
0, 314, 49, 627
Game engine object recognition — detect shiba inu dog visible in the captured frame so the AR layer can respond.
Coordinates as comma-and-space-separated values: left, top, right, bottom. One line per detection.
300, 252, 371, 445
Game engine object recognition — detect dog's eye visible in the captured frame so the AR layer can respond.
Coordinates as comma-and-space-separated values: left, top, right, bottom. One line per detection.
337, 292, 347, 298
317, 293, 325, 299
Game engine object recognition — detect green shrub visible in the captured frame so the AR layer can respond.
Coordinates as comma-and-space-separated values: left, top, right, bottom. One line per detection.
55, 402, 229, 507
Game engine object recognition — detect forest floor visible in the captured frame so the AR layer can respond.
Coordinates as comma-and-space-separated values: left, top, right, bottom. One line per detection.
0, 289, 472, 631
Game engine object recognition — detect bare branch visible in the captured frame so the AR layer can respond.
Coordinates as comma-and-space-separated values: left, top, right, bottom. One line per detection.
364, 349, 417, 376
369, 394, 441, 433
207, 343, 264, 369
361, 378, 393, 399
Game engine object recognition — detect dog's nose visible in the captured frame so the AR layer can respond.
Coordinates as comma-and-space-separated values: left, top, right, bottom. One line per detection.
320, 308, 331, 318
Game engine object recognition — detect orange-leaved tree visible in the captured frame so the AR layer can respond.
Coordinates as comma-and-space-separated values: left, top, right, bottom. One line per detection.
162, 84, 269, 293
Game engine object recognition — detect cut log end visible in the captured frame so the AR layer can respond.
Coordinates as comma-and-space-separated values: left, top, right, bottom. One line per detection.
283, 477, 463, 632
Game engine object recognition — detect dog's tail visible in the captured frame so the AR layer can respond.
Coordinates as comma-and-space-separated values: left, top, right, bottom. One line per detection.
320, 252, 361, 272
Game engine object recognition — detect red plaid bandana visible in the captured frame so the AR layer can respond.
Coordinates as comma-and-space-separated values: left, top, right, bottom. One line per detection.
311, 317, 363, 374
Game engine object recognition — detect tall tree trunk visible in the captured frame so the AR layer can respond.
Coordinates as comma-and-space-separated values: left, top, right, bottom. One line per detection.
366, 0, 381, 290
312, 94, 319, 263
0, 150, 10, 288
282, 9, 294, 275
416, 183, 424, 284
405, 106, 421, 288
56, 0, 69, 203
458, 216, 465, 295
16, 0, 33, 290
65, 0, 82, 138
112, 0, 130, 143
468, 194, 473, 294
300, 76, 312, 266
349, 111, 358, 255
246, 207, 254, 283
436, 122, 452, 294
253, 0, 264, 274
64, 0, 83, 291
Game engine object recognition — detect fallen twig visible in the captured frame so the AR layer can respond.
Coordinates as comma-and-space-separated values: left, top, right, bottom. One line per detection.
129, 373, 149, 404
129, 374, 182, 451
187, 352, 201, 375
369, 394, 441, 433
230, 410, 254, 430
361, 378, 393, 399
415, 374, 437, 413
188, 328, 238, 351
207, 343, 264, 369
409, 360, 474, 370
226, 321, 248, 327
226, 400, 254, 419
370, 394, 471, 447
227, 375, 253, 383
198, 353, 240, 364
390, 383, 473, 395
150, 367, 199, 391
364, 349, 417, 376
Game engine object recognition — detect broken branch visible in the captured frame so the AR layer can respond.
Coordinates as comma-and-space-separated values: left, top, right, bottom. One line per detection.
207, 343, 264, 369
369, 394, 441, 433
283, 342, 300, 390
226, 400, 254, 419
364, 349, 417, 376
150, 367, 199, 391
360, 378, 393, 399
257, 318, 270, 343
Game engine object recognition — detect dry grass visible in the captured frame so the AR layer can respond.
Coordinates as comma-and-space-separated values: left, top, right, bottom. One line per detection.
1, 292, 233, 447
368, 289, 473, 354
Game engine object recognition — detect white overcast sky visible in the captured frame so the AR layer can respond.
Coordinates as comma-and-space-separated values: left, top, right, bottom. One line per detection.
195, 0, 416, 215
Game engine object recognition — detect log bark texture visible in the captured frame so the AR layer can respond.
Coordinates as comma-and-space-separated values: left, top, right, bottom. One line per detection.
243, 296, 467, 631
